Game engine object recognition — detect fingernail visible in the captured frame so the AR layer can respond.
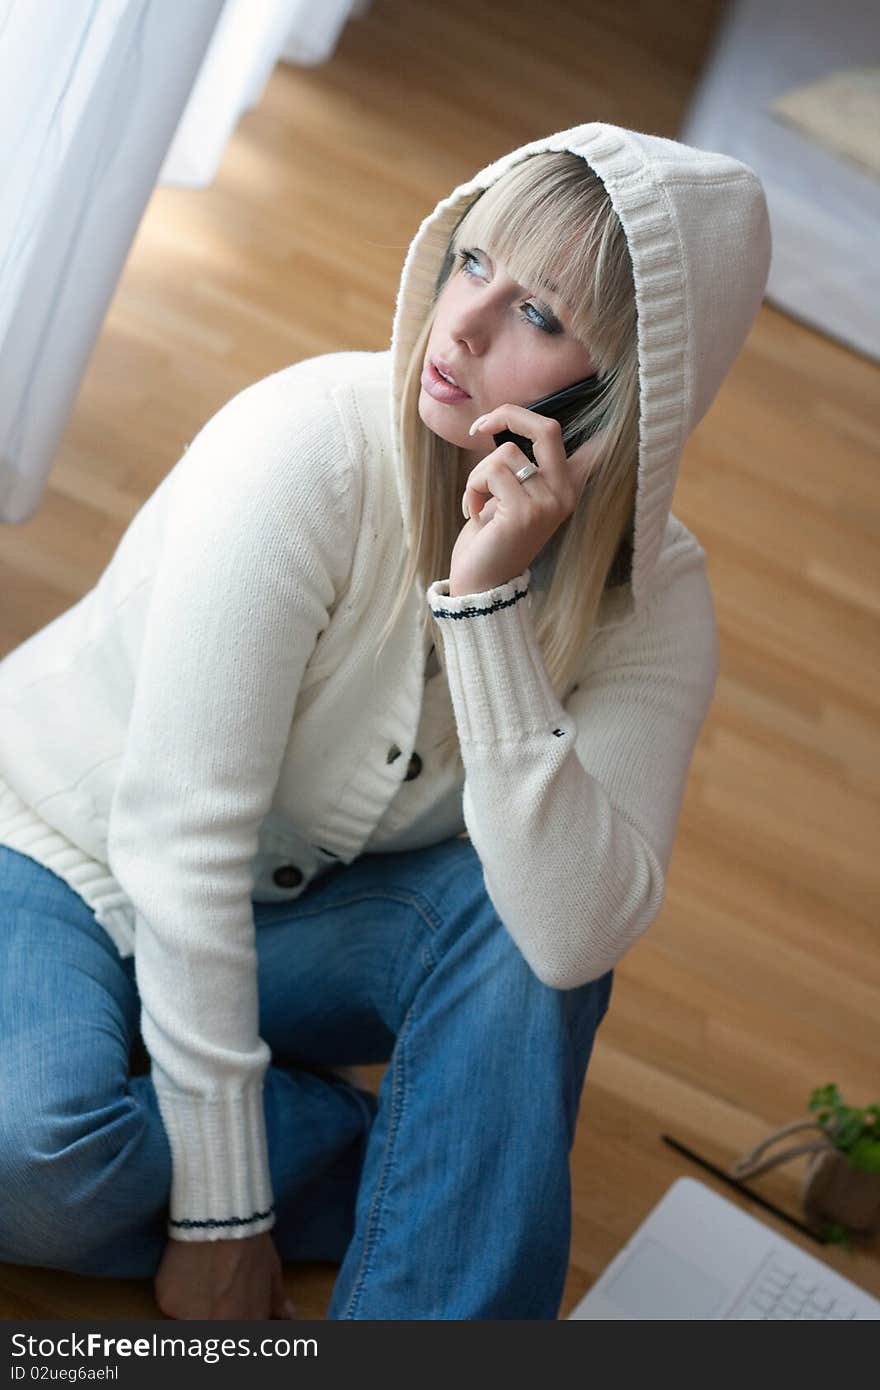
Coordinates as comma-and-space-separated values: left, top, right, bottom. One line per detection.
462, 494, 470, 520
468, 416, 486, 436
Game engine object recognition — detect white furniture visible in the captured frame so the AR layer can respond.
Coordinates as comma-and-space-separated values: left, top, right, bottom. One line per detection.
680, 0, 880, 364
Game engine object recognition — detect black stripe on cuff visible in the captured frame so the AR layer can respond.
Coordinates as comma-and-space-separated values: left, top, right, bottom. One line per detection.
430, 584, 529, 620
170, 1204, 275, 1232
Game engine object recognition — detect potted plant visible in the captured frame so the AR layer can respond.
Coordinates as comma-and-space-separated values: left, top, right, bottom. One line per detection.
729, 1085, 880, 1248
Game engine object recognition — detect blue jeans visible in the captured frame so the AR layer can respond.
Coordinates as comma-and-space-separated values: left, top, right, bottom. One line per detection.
0, 836, 612, 1318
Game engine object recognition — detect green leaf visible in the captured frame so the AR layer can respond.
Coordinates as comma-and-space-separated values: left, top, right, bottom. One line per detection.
847, 1136, 880, 1173
822, 1222, 852, 1250
835, 1114, 865, 1149
809, 1085, 836, 1110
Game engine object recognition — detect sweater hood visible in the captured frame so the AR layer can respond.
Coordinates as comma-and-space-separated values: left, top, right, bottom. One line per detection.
389, 121, 771, 619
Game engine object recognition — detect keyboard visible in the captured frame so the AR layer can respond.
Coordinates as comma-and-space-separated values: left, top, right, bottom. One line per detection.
732, 1253, 861, 1319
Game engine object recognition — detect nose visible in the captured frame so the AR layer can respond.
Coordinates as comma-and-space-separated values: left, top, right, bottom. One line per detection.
449, 308, 486, 356
447, 288, 501, 357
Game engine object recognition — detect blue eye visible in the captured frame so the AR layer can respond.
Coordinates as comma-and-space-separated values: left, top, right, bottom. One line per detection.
521, 302, 551, 331
455, 248, 561, 335
456, 248, 487, 283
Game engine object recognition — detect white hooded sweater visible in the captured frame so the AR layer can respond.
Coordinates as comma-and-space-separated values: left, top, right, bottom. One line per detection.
0, 122, 770, 1242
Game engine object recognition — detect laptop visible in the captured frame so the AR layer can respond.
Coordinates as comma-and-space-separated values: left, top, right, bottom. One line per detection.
567, 1177, 880, 1319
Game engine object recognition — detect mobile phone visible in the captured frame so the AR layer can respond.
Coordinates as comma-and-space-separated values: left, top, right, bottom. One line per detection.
491, 373, 605, 465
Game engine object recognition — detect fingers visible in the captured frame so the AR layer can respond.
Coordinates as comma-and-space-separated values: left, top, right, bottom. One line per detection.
463, 444, 548, 522
469, 403, 563, 461
464, 402, 575, 521
473, 404, 574, 490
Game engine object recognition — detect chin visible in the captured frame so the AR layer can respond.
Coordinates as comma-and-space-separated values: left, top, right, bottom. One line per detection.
418, 392, 460, 448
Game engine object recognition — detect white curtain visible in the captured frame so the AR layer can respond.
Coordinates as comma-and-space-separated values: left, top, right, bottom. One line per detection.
0, 0, 370, 525
162, 0, 372, 188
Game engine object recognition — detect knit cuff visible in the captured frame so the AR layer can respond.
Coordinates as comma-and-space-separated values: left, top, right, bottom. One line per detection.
153, 1078, 275, 1242
426, 569, 573, 748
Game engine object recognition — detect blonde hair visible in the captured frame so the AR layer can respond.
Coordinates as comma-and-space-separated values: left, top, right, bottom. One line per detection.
375, 150, 639, 770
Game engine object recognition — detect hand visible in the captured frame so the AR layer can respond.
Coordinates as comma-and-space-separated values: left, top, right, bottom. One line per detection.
154, 1231, 296, 1321
448, 404, 602, 597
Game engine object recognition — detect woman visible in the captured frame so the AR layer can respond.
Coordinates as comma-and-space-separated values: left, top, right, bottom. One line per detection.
0, 121, 771, 1319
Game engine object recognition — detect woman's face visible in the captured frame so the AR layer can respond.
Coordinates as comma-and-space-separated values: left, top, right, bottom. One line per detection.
419, 244, 596, 460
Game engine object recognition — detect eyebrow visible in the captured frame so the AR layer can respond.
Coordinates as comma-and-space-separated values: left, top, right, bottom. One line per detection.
470, 246, 559, 298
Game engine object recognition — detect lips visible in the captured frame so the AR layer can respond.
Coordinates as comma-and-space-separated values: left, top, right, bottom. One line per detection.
432, 357, 467, 392
421, 357, 472, 403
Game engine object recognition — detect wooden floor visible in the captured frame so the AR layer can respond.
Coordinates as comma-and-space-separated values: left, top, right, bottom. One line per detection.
1, 0, 878, 1320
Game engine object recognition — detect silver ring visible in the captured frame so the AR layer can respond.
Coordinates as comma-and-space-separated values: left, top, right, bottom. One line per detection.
514, 461, 539, 483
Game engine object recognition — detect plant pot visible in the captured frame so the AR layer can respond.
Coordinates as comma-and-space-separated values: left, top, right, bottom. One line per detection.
802, 1147, 880, 1235
730, 1117, 880, 1237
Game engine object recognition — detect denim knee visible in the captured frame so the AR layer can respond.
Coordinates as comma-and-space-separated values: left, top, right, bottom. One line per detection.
0, 1112, 91, 1267
422, 866, 603, 1041
422, 842, 607, 1004
0, 1096, 151, 1270
0, 1127, 64, 1266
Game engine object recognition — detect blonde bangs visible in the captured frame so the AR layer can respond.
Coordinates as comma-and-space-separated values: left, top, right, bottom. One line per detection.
446, 153, 625, 367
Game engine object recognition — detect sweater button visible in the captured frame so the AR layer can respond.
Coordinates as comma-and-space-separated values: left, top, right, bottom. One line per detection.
273, 864, 303, 889
404, 751, 422, 781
